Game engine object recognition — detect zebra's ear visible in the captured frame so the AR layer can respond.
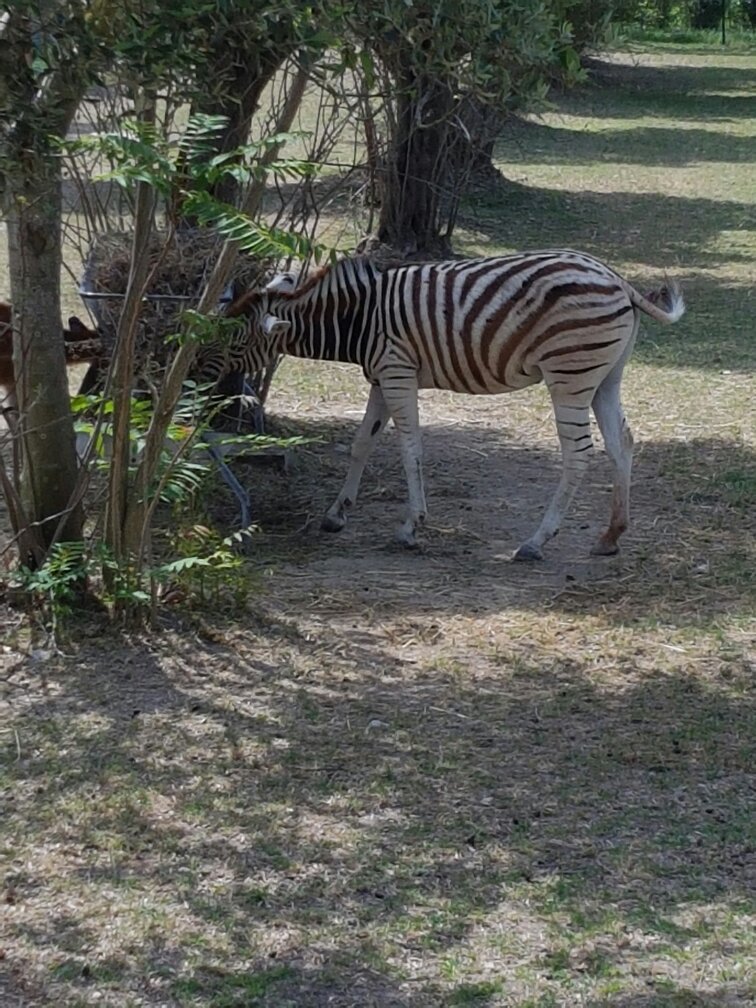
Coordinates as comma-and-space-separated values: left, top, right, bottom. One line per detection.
262, 313, 290, 337
265, 272, 297, 293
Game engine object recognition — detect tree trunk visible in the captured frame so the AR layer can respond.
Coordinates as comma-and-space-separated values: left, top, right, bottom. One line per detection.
7, 150, 84, 557
1, 9, 92, 563
199, 53, 281, 207
447, 97, 504, 180
173, 46, 285, 225
377, 73, 455, 258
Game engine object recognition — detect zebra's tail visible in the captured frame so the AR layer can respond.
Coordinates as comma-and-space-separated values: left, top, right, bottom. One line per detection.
628, 279, 685, 324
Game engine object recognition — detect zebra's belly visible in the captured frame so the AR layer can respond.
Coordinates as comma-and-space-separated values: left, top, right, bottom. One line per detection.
416, 363, 541, 395
371, 341, 541, 394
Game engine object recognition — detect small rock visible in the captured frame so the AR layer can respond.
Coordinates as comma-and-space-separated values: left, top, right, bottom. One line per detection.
367, 719, 389, 731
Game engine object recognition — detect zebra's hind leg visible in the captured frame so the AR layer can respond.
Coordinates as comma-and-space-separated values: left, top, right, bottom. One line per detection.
589, 369, 633, 556
322, 383, 391, 533
513, 393, 595, 562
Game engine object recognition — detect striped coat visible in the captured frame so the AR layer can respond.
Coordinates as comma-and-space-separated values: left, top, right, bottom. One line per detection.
201, 251, 684, 559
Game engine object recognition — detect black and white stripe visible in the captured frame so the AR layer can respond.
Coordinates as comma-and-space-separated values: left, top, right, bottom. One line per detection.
199, 251, 684, 558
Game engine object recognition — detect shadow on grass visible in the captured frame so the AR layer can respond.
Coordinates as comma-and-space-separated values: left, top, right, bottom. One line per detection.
578, 56, 756, 120
587, 989, 754, 1008
5, 411, 755, 1004
630, 273, 756, 371
4, 576, 754, 1005
499, 117, 756, 166
459, 180, 756, 277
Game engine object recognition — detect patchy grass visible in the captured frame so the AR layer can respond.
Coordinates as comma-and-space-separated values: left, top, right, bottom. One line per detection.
616, 26, 756, 53
2, 45, 756, 1008
457, 49, 756, 376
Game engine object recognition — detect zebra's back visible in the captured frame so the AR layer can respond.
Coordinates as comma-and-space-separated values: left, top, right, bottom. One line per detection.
379, 251, 637, 395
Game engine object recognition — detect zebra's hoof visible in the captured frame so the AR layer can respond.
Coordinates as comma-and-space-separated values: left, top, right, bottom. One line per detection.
590, 538, 620, 557
512, 542, 543, 562
321, 512, 346, 533
393, 526, 420, 550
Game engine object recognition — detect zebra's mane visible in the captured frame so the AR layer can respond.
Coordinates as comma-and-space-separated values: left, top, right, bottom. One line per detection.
271, 256, 387, 300
224, 258, 359, 316
226, 254, 439, 317
273, 262, 332, 299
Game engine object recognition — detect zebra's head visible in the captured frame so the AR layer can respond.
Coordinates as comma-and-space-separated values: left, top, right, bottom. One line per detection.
194, 290, 291, 383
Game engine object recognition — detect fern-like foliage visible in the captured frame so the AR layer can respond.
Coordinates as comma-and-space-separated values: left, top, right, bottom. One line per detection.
62, 113, 338, 264
182, 190, 336, 263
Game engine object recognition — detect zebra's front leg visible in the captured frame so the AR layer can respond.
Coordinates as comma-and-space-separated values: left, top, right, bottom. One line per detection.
514, 396, 594, 562
380, 376, 426, 548
322, 383, 391, 533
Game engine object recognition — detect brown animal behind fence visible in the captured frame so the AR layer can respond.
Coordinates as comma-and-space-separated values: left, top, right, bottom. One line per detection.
0, 301, 102, 417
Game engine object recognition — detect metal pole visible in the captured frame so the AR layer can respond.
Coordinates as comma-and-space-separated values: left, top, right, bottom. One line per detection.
722, 0, 727, 45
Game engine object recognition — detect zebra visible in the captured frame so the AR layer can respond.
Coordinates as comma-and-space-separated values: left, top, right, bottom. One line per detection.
197, 251, 684, 560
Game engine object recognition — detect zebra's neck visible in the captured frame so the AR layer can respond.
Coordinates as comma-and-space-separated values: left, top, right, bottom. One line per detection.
273, 259, 382, 365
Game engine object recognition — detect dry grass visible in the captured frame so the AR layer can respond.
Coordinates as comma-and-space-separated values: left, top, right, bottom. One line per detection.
2, 46, 756, 1007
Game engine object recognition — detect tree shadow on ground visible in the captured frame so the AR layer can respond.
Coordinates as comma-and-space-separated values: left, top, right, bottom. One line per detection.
577, 56, 756, 120
587, 991, 754, 1008
628, 273, 756, 371
459, 181, 756, 280
5, 417, 754, 1003
498, 117, 756, 167
4, 589, 753, 1004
